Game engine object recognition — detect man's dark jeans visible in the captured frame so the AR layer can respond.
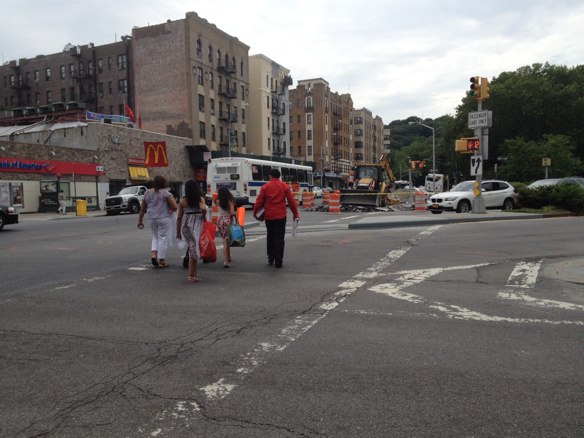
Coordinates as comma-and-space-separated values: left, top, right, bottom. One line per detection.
265, 218, 286, 265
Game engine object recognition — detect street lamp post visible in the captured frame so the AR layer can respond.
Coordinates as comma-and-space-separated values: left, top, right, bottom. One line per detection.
409, 121, 435, 192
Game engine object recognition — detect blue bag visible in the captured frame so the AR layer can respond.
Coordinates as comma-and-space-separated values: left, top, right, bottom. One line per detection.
228, 221, 246, 247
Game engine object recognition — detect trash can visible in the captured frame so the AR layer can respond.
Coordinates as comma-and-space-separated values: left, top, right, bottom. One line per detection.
76, 199, 87, 216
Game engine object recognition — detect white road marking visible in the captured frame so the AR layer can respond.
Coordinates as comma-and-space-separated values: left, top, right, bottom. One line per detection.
53, 276, 109, 290
371, 262, 583, 325
199, 225, 443, 401
498, 260, 584, 311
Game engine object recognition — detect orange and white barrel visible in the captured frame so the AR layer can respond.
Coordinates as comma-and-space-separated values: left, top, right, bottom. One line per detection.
211, 192, 219, 222
328, 190, 340, 214
323, 190, 330, 206
302, 191, 314, 210
414, 191, 426, 212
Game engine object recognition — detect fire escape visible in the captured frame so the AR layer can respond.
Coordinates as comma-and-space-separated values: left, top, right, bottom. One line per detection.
217, 56, 238, 154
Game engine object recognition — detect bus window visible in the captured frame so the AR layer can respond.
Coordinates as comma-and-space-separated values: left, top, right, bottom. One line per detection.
281, 167, 290, 182
289, 168, 298, 182
298, 170, 306, 183
262, 165, 272, 181
252, 165, 262, 181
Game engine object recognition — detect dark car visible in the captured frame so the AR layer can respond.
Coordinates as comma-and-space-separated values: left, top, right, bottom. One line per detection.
0, 204, 19, 230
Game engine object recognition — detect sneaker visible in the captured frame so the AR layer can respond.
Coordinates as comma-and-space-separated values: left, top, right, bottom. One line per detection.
275, 260, 283, 268
268, 258, 274, 266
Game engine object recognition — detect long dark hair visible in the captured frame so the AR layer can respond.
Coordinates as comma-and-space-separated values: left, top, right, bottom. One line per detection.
217, 186, 235, 211
153, 175, 167, 191
184, 180, 204, 208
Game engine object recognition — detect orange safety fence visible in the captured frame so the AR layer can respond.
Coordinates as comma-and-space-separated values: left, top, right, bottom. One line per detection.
328, 190, 340, 214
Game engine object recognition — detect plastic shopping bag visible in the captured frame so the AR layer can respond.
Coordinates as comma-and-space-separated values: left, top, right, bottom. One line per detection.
199, 220, 217, 263
228, 221, 246, 247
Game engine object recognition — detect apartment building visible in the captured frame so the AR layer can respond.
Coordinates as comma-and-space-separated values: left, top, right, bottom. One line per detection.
353, 108, 384, 164
0, 40, 132, 121
248, 54, 292, 158
289, 78, 352, 188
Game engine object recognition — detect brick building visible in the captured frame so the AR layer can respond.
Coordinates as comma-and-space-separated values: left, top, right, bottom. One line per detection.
353, 108, 385, 164
289, 78, 352, 188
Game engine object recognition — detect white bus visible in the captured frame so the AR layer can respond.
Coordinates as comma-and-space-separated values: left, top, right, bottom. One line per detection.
206, 157, 313, 206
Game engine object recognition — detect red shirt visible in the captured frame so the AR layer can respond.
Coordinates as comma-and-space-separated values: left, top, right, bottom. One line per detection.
254, 177, 300, 220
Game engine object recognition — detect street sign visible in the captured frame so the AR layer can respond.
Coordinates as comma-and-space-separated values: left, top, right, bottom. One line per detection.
468, 111, 492, 129
470, 156, 483, 176
542, 158, 551, 166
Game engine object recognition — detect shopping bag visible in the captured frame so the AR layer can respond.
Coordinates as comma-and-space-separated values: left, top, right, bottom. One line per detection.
228, 221, 246, 247
199, 220, 217, 263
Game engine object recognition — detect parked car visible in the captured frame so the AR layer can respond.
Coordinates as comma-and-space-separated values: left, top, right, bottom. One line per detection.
528, 177, 584, 189
104, 185, 147, 215
312, 186, 323, 198
427, 180, 515, 214
0, 204, 19, 230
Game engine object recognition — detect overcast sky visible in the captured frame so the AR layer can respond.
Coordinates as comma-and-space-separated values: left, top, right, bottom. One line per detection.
1, 0, 583, 122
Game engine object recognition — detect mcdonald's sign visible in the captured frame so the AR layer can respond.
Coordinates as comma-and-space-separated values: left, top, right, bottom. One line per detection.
144, 142, 168, 167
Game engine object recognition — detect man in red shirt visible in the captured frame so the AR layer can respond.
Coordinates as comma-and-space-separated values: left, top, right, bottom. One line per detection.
253, 168, 300, 268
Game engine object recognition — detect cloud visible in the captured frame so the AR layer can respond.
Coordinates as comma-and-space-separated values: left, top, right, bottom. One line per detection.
1, 0, 583, 122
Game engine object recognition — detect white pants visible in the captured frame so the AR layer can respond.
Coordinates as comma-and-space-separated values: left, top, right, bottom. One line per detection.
149, 216, 171, 260
58, 200, 66, 214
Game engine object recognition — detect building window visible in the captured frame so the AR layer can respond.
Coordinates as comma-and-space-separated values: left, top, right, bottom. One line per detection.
211, 124, 216, 141
210, 98, 215, 115
297, 115, 300, 123
209, 72, 214, 89
108, 81, 112, 94
60, 88, 66, 101
241, 85, 245, 100
46, 90, 52, 104
108, 57, 112, 70
306, 114, 312, 125
97, 58, 103, 73
98, 82, 104, 98
208, 44, 213, 62
242, 108, 246, 123
242, 132, 246, 147
197, 67, 204, 85
60, 65, 65, 79
306, 97, 312, 108
117, 54, 127, 70
308, 145, 312, 155
198, 94, 205, 111
118, 79, 128, 94
267, 117, 270, 129
307, 130, 312, 140
266, 96, 270, 109
240, 59, 244, 77
196, 38, 202, 57
45, 68, 51, 81
199, 122, 206, 139
283, 122, 287, 134
34, 70, 40, 83
79, 62, 85, 76
297, 130, 301, 139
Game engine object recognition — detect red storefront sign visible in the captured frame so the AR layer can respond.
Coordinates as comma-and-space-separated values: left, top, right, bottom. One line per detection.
144, 141, 168, 167
0, 157, 105, 176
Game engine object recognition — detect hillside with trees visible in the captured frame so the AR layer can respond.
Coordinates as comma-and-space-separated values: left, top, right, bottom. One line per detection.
388, 63, 584, 187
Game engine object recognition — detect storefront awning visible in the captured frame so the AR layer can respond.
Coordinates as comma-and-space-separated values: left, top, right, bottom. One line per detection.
128, 166, 149, 180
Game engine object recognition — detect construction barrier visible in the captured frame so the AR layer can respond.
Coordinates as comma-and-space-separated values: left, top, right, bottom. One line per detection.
237, 206, 245, 226
323, 190, 330, 206
328, 190, 340, 214
414, 191, 426, 212
302, 191, 314, 210
211, 192, 218, 222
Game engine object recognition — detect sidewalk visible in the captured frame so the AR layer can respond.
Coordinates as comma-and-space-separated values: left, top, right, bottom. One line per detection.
19, 209, 107, 221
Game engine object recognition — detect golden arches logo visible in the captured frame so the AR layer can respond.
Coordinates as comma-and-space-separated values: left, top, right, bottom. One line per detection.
144, 142, 168, 167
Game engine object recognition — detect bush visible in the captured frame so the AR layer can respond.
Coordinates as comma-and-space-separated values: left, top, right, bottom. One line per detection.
517, 184, 584, 213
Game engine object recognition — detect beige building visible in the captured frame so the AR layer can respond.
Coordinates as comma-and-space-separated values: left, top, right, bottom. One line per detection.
248, 54, 292, 158
353, 108, 384, 164
132, 12, 250, 154
289, 78, 352, 188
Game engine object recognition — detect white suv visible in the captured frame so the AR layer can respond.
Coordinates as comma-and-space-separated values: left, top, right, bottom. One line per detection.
427, 180, 515, 214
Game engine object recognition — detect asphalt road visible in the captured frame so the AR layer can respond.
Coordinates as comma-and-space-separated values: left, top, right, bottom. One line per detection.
1, 212, 583, 437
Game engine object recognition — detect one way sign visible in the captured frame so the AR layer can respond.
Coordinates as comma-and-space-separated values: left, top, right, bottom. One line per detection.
470, 156, 483, 176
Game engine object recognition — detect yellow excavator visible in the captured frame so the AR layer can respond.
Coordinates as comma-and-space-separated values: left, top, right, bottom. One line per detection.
339, 154, 397, 208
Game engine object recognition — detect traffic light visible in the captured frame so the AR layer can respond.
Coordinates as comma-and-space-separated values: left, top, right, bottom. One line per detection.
469, 76, 480, 99
418, 161, 425, 170
480, 77, 490, 99
409, 160, 418, 170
